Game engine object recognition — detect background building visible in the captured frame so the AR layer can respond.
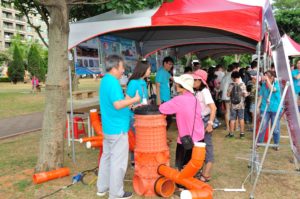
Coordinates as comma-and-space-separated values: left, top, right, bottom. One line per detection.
0, 1, 48, 50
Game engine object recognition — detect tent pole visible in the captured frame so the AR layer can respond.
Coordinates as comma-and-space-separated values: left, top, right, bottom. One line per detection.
250, 81, 290, 199
250, 42, 261, 182
68, 64, 76, 163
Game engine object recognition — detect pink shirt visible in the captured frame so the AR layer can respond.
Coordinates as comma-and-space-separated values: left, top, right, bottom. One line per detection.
159, 92, 205, 144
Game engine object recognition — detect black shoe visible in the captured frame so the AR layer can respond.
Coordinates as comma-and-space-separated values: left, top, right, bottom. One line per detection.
225, 133, 234, 138
116, 192, 133, 199
240, 133, 245, 139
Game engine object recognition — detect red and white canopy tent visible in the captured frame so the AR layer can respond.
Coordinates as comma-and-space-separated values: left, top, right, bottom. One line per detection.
69, 0, 265, 57
282, 34, 300, 57
69, 1, 300, 197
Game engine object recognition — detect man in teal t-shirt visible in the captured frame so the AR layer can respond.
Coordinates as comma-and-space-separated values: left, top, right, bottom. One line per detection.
155, 56, 174, 105
97, 55, 140, 199
292, 60, 300, 95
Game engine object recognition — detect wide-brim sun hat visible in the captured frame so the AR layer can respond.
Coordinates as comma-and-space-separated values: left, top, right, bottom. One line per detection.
192, 69, 208, 87
173, 74, 195, 93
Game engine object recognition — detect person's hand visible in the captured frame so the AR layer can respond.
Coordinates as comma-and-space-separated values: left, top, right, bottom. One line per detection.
206, 124, 213, 133
134, 91, 140, 103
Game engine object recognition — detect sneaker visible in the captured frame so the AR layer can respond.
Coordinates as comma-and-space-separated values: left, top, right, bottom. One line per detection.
225, 133, 234, 138
240, 133, 245, 139
273, 146, 279, 151
116, 192, 133, 199
97, 191, 108, 197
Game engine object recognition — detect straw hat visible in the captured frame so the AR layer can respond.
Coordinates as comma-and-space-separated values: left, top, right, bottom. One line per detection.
173, 74, 194, 93
192, 69, 208, 87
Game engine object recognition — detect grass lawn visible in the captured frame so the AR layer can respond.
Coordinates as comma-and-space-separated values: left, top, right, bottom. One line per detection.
0, 122, 299, 199
0, 79, 99, 119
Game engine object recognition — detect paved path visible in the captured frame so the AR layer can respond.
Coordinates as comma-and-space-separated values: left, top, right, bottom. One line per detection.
0, 112, 43, 139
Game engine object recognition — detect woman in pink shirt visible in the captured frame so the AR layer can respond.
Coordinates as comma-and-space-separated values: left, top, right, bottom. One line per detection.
159, 74, 205, 171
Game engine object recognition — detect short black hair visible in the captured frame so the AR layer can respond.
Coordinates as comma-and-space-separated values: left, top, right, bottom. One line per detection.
251, 61, 257, 69
163, 56, 174, 65
184, 66, 192, 73
231, 71, 241, 79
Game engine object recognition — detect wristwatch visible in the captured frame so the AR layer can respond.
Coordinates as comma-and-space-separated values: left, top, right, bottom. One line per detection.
207, 120, 214, 125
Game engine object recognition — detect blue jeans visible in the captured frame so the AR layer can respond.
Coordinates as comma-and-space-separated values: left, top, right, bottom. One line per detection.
258, 111, 280, 145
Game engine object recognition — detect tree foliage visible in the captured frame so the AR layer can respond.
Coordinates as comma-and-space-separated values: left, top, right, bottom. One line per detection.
8, 45, 25, 84
28, 44, 46, 81
273, 0, 300, 43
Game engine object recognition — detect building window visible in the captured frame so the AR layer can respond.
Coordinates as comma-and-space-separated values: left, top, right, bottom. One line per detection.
4, 32, 13, 39
2, 1, 12, 8
2, 11, 13, 19
15, 14, 25, 22
27, 35, 33, 40
5, 42, 11, 48
3, 22, 13, 29
16, 24, 24, 31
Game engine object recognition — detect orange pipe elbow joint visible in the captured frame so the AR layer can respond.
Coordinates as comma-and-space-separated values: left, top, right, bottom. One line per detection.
156, 142, 213, 199
33, 167, 70, 184
179, 143, 206, 178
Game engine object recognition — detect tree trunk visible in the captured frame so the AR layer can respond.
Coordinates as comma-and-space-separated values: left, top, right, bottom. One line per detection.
36, 1, 69, 172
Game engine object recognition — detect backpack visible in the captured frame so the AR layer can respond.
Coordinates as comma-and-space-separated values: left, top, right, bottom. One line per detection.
230, 83, 242, 104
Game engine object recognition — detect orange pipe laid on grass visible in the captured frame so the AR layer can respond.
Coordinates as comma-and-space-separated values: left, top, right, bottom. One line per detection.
156, 142, 213, 199
181, 189, 213, 199
33, 167, 70, 184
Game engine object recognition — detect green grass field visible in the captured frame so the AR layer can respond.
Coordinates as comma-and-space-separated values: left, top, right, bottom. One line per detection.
0, 79, 300, 198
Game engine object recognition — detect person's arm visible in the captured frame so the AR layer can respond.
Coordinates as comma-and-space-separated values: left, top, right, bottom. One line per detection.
265, 76, 276, 92
156, 83, 161, 105
206, 103, 216, 133
227, 84, 232, 97
114, 91, 140, 110
159, 98, 178, 115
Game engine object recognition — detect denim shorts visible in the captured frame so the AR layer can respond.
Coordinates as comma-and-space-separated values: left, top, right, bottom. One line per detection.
249, 103, 255, 113
230, 109, 244, 120
204, 132, 214, 163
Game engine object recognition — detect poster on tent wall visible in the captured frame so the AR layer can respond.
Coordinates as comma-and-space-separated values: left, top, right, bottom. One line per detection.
74, 38, 102, 75
99, 35, 138, 74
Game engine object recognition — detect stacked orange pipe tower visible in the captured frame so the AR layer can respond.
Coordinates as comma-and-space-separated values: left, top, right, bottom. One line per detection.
133, 113, 170, 197
155, 142, 213, 199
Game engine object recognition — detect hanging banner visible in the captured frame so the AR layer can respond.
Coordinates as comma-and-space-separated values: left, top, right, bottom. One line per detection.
99, 35, 138, 74
74, 38, 102, 75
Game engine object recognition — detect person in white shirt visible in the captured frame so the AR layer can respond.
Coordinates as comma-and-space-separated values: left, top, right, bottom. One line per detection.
192, 69, 217, 182
220, 63, 239, 131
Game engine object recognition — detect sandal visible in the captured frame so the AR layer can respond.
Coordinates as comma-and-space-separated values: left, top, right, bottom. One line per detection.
200, 175, 211, 182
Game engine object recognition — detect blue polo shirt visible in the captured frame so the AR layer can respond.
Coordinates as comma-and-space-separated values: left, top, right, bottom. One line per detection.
126, 79, 148, 117
259, 81, 281, 113
99, 74, 130, 135
155, 67, 171, 102
292, 69, 300, 94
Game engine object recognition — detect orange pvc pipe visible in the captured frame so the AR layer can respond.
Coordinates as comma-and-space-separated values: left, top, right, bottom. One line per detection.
86, 140, 103, 148
79, 136, 103, 143
90, 109, 134, 152
178, 143, 206, 178
181, 189, 213, 199
128, 129, 135, 152
33, 167, 70, 184
90, 109, 103, 135
156, 142, 213, 199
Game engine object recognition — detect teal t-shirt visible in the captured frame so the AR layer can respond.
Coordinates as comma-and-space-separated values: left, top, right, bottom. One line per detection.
155, 67, 171, 102
126, 79, 148, 117
292, 69, 300, 94
259, 81, 281, 113
99, 74, 130, 135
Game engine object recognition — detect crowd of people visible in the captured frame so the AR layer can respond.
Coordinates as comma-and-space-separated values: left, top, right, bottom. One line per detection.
96, 54, 299, 199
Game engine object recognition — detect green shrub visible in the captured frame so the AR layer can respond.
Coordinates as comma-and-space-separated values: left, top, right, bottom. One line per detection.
0, 77, 10, 82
